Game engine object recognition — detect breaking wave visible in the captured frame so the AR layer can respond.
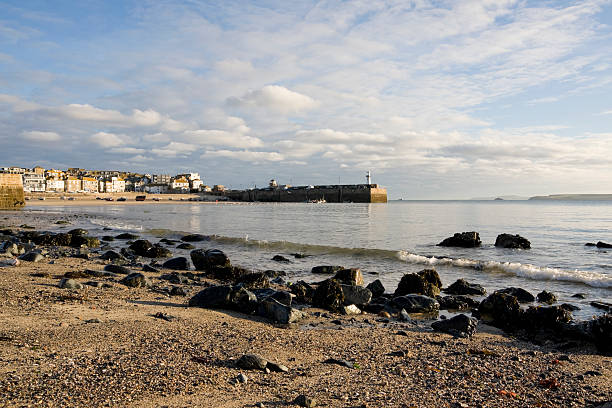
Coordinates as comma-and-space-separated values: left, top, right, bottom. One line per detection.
398, 251, 612, 288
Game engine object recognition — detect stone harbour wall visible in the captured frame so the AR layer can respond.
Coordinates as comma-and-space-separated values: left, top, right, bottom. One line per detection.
0, 174, 26, 210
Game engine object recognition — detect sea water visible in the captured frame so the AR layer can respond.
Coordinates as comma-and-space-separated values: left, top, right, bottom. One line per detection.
34, 200, 612, 319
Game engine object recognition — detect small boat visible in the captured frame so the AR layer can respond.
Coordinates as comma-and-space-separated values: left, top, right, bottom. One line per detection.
153, 197, 161, 201
117, 197, 127, 202
135, 195, 146, 201
307, 199, 326, 203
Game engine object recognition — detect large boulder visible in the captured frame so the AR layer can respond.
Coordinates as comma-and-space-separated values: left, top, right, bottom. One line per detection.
496, 287, 535, 303
333, 268, 364, 286
104, 264, 132, 274
537, 290, 557, 304
431, 314, 478, 338
189, 285, 233, 308
341, 285, 372, 305
100, 250, 124, 261
312, 279, 345, 312
162, 257, 190, 270
477, 292, 521, 329
311, 265, 344, 275
388, 295, 439, 313
521, 306, 572, 331
437, 232, 481, 248
289, 281, 314, 304
115, 233, 139, 240
444, 278, 486, 296
437, 295, 480, 311
366, 279, 385, 298
190, 249, 231, 271
586, 314, 612, 353
59, 278, 83, 289
68, 228, 88, 236
70, 235, 100, 248
147, 245, 172, 258
394, 269, 441, 298
129, 240, 171, 258
207, 266, 248, 282
495, 234, 531, 249
258, 298, 305, 324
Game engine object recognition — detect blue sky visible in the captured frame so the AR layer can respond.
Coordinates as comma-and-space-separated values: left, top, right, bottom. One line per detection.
1, 0, 611, 199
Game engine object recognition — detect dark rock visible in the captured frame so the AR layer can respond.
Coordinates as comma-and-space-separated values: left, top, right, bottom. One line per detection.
104, 264, 132, 275
340, 284, 372, 305
418, 269, 442, 288
59, 278, 83, 289
432, 314, 478, 338
311, 265, 343, 274
323, 358, 356, 369
68, 228, 88, 236
162, 257, 190, 270
293, 395, 317, 408
207, 266, 247, 281
477, 292, 521, 328
591, 301, 612, 312
71, 249, 90, 260
560, 303, 580, 312
70, 235, 100, 248
159, 238, 178, 245
189, 285, 233, 308
444, 278, 486, 296
190, 248, 231, 271
496, 287, 535, 303
334, 268, 364, 286
142, 264, 159, 273
153, 312, 176, 321
267, 290, 293, 306
258, 298, 305, 324
537, 290, 557, 304
388, 295, 439, 313
176, 243, 195, 250
596, 241, 612, 248
236, 354, 268, 370
437, 232, 481, 248
366, 279, 385, 297
495, 233, 531, 249
170, 286, 188, 296
120, 273, 152, 288
115, 233, 140, 240
312, 279, 345, 312
18, 251, 44, 262
236, 272, 270, 289
267, 361, 289, 372
229, 287, 258, 314
146, 245, 172, 258
101, 236, 115, 242
587, 314, 612, 352
34, 232, 72, 246
129, 240, 153, 257
572, 293, 587, 299
100, 250, 124, 261
289, 281, 314, 304
272, 255, 292, 263
394, 272, 440, 298
437, 295, 480, 311
180, 234, 210, 242
290, 253, 308, 258
160, 272, 189, 284
521, 306, 572, 331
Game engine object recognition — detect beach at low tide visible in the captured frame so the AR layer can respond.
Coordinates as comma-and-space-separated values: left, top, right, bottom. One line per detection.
0, 209, 611, 407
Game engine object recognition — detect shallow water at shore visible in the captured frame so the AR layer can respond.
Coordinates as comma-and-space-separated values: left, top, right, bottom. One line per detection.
26, 200, 612, 319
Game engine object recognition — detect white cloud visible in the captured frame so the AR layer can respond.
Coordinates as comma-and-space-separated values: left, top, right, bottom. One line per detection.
90, 132, 126, 147
227, 85, 317, 114
21, 130, 60, 142
152, 142, 196, 157
185, 129, 263, 148
202, 150, 284, 162
108, 147, 146, 155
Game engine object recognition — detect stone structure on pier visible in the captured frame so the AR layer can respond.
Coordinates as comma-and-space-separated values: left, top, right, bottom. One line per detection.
0, 173, 26, 209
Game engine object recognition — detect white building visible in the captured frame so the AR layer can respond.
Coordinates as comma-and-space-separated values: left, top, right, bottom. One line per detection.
170, 177, 189, 192
22, 173, 46, 192
145, 184, 169, 194
46, 179, 65, 192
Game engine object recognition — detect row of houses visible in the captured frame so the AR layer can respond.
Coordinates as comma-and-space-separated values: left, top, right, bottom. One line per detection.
1, 166, 212, 194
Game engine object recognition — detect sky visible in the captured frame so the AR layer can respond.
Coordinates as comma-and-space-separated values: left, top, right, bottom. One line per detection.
1, 0, 611, 199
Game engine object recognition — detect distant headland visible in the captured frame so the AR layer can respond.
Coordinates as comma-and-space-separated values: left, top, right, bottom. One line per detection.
529, 194, 612, 201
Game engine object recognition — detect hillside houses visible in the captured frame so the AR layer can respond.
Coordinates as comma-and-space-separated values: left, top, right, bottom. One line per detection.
1, 166, 207, 194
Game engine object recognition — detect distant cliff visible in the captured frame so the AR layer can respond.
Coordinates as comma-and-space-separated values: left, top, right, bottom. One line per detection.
529, 194, 612, 201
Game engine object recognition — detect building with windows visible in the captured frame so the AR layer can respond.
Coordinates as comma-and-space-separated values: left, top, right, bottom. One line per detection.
65, 177, 81, 192
81, 177, 98, 193
22, 173, 46, 192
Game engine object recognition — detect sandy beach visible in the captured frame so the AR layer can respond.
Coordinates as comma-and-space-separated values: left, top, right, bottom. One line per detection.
24, 192, 237, 207
0, 210, 611, 408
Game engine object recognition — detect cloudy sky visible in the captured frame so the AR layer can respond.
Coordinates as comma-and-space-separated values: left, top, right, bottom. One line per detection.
1, 0, 611, 199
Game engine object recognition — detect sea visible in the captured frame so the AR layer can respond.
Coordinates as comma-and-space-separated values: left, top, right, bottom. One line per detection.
33, 200, 612, 320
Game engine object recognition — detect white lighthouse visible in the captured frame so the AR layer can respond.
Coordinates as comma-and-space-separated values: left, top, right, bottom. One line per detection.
366, 171, 371, 185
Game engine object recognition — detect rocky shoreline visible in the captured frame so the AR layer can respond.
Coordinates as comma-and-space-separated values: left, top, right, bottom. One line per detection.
0, 211, 611, 407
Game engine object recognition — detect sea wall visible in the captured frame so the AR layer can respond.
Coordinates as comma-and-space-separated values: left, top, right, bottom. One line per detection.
225, 184, 387, 203
0, 174, 26, 210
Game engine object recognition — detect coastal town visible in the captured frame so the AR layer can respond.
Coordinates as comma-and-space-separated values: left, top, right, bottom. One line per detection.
0, 165, 222, 195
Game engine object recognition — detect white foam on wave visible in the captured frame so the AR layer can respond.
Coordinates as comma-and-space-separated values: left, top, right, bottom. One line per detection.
397, 251, 612, 288
89, 218, 144, 232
